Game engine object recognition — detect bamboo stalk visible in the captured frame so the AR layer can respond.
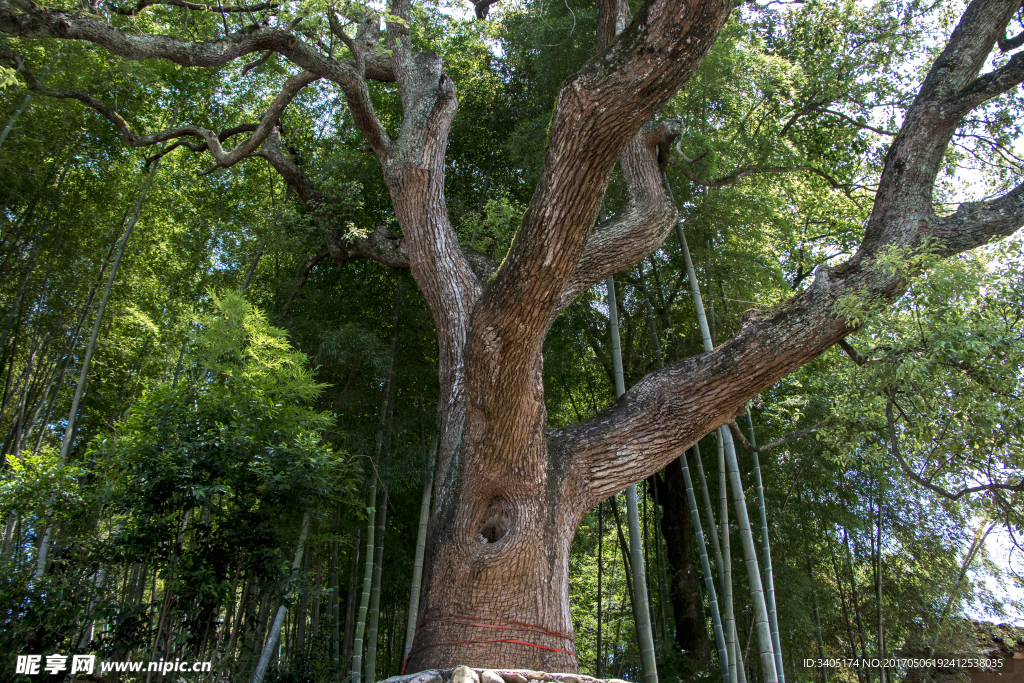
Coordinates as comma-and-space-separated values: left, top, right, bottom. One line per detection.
807, 548, 827, 683
745, 410, 785, 683
296, 541, 310, 660
674, 208, 777, 683
876, 499, 886, 683
403, 400, 441, 663
681, 449, 731, 683
607, 275, 658, 683
365, 491, 388, 683
352, 478, 377, 683
844, 528, 870, 683
649, 477, 670, 646
717, 432, 737, 683
827, 534, 864, 683
356, 278, 401, 682
253, 514, 312, 683
343, 529, 361, 669
59, 170, 156, 461
333, 516, 340, 666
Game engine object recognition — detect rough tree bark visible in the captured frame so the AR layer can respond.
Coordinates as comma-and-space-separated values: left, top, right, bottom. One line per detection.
5, 0, 1024, 673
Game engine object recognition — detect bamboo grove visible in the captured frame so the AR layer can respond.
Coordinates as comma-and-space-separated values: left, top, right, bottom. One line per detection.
2, 0, 1024, 681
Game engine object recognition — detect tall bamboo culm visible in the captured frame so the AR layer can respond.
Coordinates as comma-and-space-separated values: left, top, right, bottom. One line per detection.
745, 411, 785, 683
252, 514, 312, 683
351, 479, 377, 683
607, 276, 658, 683
403, 400, 441, 664
681, 448, 731, 683
359, 275, 401, 683
673, 199, 778, 683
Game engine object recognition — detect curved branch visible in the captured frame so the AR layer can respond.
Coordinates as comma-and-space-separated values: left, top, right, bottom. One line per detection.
472, 0, 499, 19
143, 124, 258, 167
678, 163, 854, 192
241, 49, 274, 75
470, 0, 732, 366
15, 59, 318, 170
0, 2, 392, 152
837, 338, 868, 366
324, 226, 409, 268
929, 177, 1024, 256
283, 248, 330, 315
107, 0, 278, 15
728, 418, 832, 453
886, 400, 1024, 501
944, 50, 1024, 120
998, 28, 1024, 52
819, 108, 897, 136
253, 126, 315, 201
556, 120, 680, 314
914, 0, 1021, 105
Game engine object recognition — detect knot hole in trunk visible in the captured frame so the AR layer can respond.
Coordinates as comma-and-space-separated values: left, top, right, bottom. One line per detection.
478, 504, 511, 544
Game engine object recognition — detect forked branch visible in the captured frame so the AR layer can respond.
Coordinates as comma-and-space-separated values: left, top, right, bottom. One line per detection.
930, 178, 1024, 256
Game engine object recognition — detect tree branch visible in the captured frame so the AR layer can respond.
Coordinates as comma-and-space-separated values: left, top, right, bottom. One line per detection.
546, 0, 1024, 505
0, 2, 393, 153
253, 126, 315, 201
944, 51, 1024, 120
677, 163, 853, 192
836, 338, 867, 366
778, 99, 828, 138
914, 0, 1021, 105
998, 28, 1024, 52
283, 248, 330, 315
106, 0, 278, 16
467, 0, 732, 423
556, 120, 681, 314
13, 58, 318, 171
472, 0, 499, 19
323, 226, 409, 268
819, 108, 897, 136
142, 124, 258, 167
727, 418, 832, 453
929, 177, 1024, 256
886, 400, 1024, 501
862, 0, 1021, 257
551, 0, 1024, 499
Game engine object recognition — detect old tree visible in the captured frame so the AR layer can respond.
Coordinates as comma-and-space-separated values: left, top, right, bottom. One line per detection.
4, 0, 1024, 673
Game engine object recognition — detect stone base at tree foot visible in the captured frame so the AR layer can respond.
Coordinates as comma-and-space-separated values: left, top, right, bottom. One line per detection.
382, 666, 632, 683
